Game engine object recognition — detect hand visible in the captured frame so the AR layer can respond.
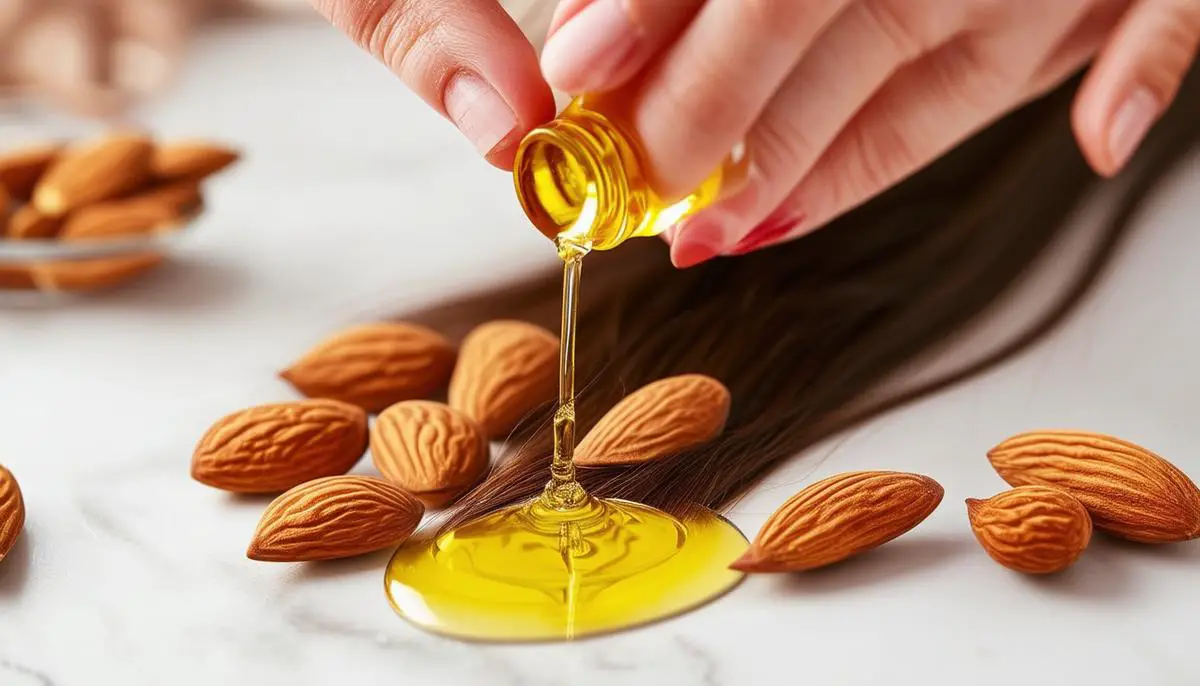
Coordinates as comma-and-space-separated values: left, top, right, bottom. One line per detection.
1, 0, 208, 118
310, 0, 556, 169
539, 0, 1200, 267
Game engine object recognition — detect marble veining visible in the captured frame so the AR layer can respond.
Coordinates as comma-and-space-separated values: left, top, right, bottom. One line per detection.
0, 16, 1197, 686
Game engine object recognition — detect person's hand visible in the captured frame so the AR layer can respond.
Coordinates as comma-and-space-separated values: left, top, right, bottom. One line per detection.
538, 0, 1200, 266
310, 0, 556, 169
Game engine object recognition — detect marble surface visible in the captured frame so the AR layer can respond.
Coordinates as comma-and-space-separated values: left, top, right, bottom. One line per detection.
1, 18, 1199, 686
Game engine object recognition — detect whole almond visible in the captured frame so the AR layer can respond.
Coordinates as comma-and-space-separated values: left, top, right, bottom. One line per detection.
0, 464, 24, 561
0, 142, 62, 200
60, 201, 186, 242
192, 399, 368, 493
33, 254, 164, 291
732, 471, 944, 572
247, 475, 424, 562
281, 322, 457, 413
449, 320, 559, 439
988, 430, 1200, 543
33, 133, 154, 216
151, 141, 240, 182
967, 486, 1092, 574
371, 401, 489, 508
576, 375, 730, 466
7, 205, 63, 240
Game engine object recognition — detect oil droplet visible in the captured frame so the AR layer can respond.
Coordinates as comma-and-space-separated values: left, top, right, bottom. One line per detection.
385, 497, 746, 641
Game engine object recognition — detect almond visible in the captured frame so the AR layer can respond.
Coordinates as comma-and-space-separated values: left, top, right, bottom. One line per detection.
33, 133, 154, 216
151, 141, 240, 182
59, 201, 187, 242
0, 184, 9, 219
967, 486, 1092, 574
988, 430, 1200, 543
32, 254, 164, 291
0, 464, 24, 561
247, 475, 424, 561
449, 320, 559, 439
0, 265, 36, 290
281, 322, 457, 413
192, 399, 368, 493
0, 142, 62, 200
576, 375, 730, 466
371, 401, 489, 508
732, 471, 944, 572
7, 205, 63, 240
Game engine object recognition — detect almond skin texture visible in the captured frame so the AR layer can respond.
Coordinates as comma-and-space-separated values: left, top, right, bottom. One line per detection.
0, 142, 62, 200
576, 375, 731, 466
732, 471, 945, 572
967, 486, 1092, 574
448, 320, 559, 439
151, 142, 240, 181
247, 475, 424, 562
988, 431, 1200, 543
7, 205, 63, 240
192, 399, 368, 494
281, 322, 457, 413
0, 465, 24, 561
371, 401, 489, 508
60, 201, 187, 242
33, 133, 154, 216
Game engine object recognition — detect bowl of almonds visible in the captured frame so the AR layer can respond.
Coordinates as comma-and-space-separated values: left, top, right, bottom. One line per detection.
0, 132, 239, 297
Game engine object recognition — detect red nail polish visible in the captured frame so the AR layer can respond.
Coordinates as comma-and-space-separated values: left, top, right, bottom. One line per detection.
730, 211, 805, 255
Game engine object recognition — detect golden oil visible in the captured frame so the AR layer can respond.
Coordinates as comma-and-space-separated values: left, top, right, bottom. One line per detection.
513, 95, 746, 250
384, 99, 748, 642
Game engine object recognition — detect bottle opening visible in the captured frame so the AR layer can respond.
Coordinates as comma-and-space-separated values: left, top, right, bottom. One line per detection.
513, 129, 597, 241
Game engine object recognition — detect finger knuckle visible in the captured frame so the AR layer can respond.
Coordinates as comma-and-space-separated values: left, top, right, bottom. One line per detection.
860, 0, 926, 61
933, 40, 1015, 111
741, 0, 806, 43
338, 0, 437, 81
752, 111, 821, 180
658, 56, 752, 141
844, 117, 916, 201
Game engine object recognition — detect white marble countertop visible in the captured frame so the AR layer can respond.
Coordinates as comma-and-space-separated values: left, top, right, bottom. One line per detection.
1, 18, 1198, 686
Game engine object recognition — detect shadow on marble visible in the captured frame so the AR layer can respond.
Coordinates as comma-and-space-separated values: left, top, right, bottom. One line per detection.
0, 533, 31, 596
775, 536, 973, 594
292, 548, 396, 581
0, 256, 250, 312
1016, 536, 1137, 600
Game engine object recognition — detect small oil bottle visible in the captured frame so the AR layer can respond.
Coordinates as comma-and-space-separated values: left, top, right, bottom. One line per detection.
513, 95, 747, 250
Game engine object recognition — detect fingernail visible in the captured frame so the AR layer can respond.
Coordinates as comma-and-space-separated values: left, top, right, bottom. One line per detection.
540, 0, 639, 93
670, 215, 727, 268
730, 209, 806, 255
444, 73, 518, 156
1108, 87, 1160, 171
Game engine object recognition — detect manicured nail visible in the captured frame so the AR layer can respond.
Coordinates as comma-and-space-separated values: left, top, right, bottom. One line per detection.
670, 215, 727, 268
1108, 87, 1160, 171
540, 0, 639, 93
730, 209, 806, 255
444, 73, 518, 156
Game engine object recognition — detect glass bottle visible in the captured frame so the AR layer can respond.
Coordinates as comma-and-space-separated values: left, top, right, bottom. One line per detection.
513, 95, 747, 250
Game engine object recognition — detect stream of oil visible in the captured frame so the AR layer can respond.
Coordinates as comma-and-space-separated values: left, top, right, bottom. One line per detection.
384, 238, 747, 642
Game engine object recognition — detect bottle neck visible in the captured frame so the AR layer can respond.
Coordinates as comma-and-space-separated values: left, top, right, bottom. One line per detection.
513, 111, 634, 251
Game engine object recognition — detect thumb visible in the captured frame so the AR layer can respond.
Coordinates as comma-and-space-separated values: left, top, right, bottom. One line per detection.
1072, 0, 1200, 176
312, 0, 555, 169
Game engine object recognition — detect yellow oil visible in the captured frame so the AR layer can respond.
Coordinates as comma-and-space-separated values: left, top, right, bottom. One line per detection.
384, 98, 747, 642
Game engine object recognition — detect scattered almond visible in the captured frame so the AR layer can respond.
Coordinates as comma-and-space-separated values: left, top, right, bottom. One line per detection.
967, 486, 1092, 574
34, 133, 154, 216
192, 399, 368, 494
732, 471, 944, 572
449, 320, 559, 439
7, 205, 63, 240
576, 375, 730, 466
281, 322, 457, 413
152, 141, 240, 182
247, 475, 424, 562
988, 430, 1200, 543
0, 142, 61, 200
0, 464, 24, 561
371, 401, 489, 508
